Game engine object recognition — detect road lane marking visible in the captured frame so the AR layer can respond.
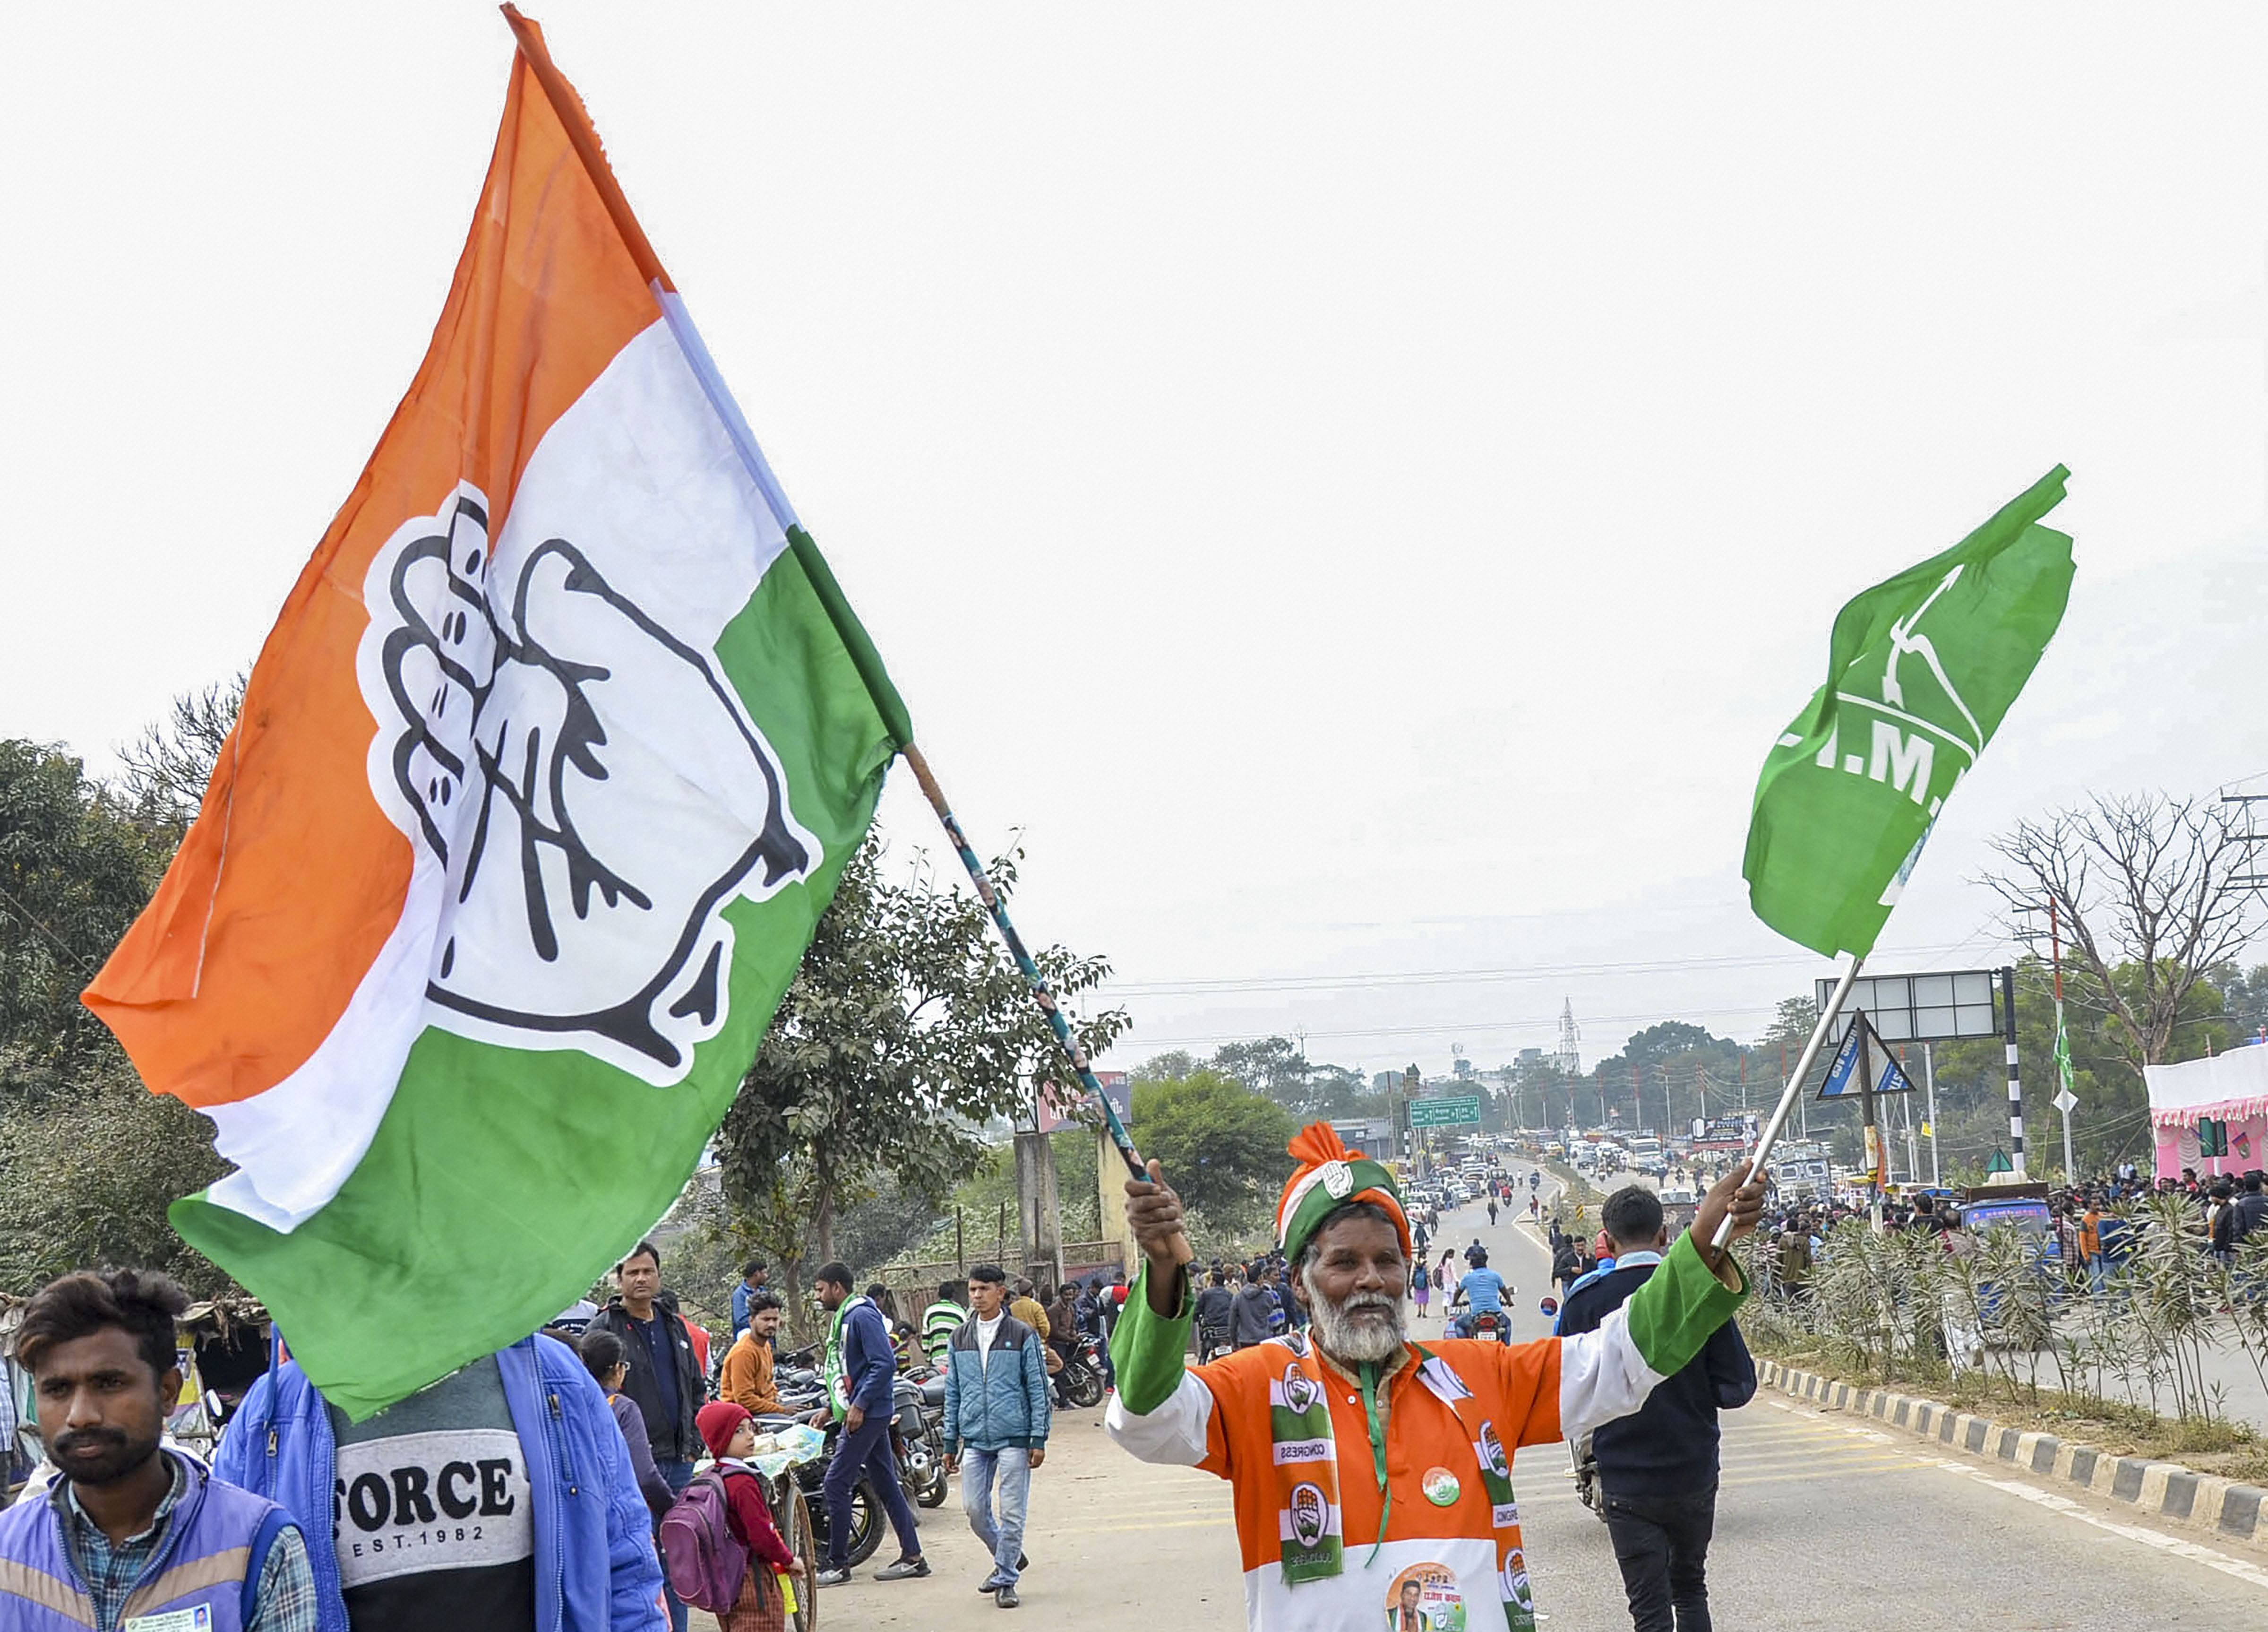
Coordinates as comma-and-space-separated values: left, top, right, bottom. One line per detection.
1915, 1457, 2268, 1590
1753, 1379, 2268, 1585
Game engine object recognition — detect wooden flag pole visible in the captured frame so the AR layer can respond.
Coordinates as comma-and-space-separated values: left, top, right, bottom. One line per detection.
1714, 957, 1865, 1248
899, 743, 1193, 1265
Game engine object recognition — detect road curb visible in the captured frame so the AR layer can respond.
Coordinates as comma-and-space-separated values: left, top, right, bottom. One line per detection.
1755, 1357, 2268, 1551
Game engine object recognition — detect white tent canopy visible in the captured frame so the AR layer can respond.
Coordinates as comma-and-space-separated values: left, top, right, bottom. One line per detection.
2143, 1046, 2268, 1128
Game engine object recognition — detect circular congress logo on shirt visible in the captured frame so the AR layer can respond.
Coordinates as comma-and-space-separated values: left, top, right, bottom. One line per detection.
1421, 1465, 1461, 1506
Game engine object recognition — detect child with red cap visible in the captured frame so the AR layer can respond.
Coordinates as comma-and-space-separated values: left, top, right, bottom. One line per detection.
694, 1400, 805, 1630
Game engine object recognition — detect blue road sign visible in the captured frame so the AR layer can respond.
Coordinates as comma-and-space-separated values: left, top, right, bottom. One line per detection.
1818, 1013, 1915, 1099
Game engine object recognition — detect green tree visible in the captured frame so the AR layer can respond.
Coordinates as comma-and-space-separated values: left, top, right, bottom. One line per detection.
0, 741, 166, 1088
711, 837, 1127, 1300
1131, 1068, 1297, 1225
1133, 1050, 1200, 1086
0, 1050, 233, 1295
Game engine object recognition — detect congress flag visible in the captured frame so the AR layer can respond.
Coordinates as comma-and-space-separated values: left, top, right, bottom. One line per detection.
1743, 467, 2074, 959
84, 14, 909, 1417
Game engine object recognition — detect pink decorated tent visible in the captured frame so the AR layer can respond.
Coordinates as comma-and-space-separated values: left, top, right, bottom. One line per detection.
2145, 1045, 2268, 1179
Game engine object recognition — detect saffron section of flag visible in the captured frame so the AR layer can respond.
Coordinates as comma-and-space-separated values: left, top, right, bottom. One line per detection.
83, 17, 906, 1418
1742, 466, 2073, 960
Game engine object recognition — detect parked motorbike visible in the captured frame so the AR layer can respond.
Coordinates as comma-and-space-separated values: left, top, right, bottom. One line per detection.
1055, 1333, 1107, 1408
892, 1372, 950, 1508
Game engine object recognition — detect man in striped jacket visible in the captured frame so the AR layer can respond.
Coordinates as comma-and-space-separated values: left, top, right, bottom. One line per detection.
1105, 1125, 1765, 1632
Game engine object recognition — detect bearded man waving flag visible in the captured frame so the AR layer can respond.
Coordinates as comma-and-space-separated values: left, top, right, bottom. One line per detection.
1106, 1126, 1766, 1632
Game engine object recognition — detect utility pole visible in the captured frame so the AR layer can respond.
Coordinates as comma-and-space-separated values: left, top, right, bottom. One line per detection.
2052, 898, 2076, 1183
2002, 966, 2026, 1177
1900, 1055, 1918, 1185
1855, 1009, 1882, 1217
1924, 1042, 1941, 1185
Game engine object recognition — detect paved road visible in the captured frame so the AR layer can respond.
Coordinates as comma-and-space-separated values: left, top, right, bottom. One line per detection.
792, 1178, 2268, 1628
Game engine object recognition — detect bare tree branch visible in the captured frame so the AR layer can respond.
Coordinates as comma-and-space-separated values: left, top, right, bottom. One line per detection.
1981, 790, 2264, 1077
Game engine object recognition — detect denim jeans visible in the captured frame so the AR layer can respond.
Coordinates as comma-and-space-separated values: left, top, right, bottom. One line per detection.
2085, 1253, 2105, 1295
1601, 1483, 1718, 1632
960, 1446, 1033, 1586
824, 1411, 923, 1569
657, 1457, 698, 1632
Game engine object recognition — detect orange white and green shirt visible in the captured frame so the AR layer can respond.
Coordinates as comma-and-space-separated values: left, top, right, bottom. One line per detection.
1104, 1233, 1745, 1632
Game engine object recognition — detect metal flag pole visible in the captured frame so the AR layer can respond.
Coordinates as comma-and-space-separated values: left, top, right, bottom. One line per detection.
898, 743, 1193, 1265
1713, 957, 1865, 1248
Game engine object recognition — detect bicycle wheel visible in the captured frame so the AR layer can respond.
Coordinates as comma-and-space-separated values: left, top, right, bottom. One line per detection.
777, 1483, 819, 1632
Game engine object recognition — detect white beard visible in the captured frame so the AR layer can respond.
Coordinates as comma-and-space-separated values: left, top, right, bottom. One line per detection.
1309, 1287, 1405, 1365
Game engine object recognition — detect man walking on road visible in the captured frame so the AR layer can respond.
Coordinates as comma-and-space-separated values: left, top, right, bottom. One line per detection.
1558, 1186, 1756, 1632
809, 1261, 929, 1588
942, 1264, 1051, 1609
589, 1239, 705, 1632
1487, 1196, 1500, 1227
1229, 1264, 1278, 1350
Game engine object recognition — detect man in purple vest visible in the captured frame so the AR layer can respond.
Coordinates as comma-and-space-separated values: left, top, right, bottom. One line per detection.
0, 1269, 314, 1632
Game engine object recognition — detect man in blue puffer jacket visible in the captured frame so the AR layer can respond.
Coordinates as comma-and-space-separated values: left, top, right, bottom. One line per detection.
939, 1263, 1051, 1609
215, 1332, 665, 1632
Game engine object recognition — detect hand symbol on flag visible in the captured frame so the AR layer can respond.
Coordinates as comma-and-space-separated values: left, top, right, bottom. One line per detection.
364, 484, 818, 1079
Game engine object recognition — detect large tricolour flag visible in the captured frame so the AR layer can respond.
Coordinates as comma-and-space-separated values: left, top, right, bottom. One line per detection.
84, 13, 910, 1417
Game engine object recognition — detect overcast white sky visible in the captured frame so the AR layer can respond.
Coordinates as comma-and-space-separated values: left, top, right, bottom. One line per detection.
6, 6, 2265, 1078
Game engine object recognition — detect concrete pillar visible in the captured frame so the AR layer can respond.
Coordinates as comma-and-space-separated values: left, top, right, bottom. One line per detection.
1014, 1129, 1064, 1289
1097, 1126, 1136, 1274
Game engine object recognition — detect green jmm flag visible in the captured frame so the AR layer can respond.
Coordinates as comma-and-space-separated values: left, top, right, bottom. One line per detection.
1744, 466, 2075, 958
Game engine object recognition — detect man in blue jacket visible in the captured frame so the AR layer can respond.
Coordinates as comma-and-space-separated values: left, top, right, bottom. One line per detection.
808, 1261, 927, 1588
215, 1331, 665, 1632
940, 1263, 1050, 1609
1557, 1186, 1756, 1632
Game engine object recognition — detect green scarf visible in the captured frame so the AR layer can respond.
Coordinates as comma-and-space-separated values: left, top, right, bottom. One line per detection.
820, 1295, 871, 1422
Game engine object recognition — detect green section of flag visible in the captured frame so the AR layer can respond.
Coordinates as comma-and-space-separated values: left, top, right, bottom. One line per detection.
1620, 1233, 1747, 1380
172, 543, 900, 1419
1744, 467, 2075, 958
2053, 1001, 2075, 1097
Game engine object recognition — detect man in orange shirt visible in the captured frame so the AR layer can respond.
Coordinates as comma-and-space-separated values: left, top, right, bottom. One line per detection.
721, 1290, 786, 1416
1107, 1125, 1764, 1632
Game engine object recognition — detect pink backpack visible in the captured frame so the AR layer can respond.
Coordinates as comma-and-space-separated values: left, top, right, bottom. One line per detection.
658, 1469, 749, 1612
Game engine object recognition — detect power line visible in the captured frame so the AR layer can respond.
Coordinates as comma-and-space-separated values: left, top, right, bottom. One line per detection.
1127, 1002, 1805, 1052
1100, 940, 1988, 1000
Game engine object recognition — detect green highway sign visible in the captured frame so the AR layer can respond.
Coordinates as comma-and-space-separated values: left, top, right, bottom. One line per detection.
1408, 1095, 1482, 1129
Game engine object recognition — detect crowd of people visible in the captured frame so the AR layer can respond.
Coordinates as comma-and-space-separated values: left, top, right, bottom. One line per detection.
0, 1237, 1150, 1629
34, 1147, 2251, 1630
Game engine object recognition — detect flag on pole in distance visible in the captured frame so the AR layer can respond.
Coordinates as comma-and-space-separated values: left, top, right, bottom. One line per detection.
1743, 467, 2075, 959
83, 13, 910, 1418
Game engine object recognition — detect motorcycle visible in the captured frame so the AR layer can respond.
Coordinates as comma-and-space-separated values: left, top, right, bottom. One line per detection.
1451, 1306, 1512, 1344
1054, 1333, 1107, 1409
892, 1371, 950, 1509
